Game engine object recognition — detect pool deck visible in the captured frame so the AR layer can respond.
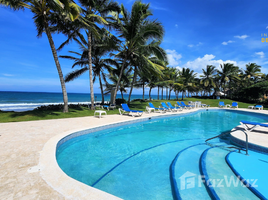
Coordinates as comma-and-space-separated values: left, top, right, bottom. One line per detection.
0, 107, 268, 200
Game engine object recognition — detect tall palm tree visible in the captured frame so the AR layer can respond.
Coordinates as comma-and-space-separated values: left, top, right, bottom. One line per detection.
200, 65, 217, 96
104, 64, 132, 99
56, 0, 120, 109
127, 41, 167, 104
1, 0, 81, 112
180, 68, 197, 99
217, 63, 240, 96
61, 28, 119, 104
109, 1, 164, 104
243, 63, 263, 86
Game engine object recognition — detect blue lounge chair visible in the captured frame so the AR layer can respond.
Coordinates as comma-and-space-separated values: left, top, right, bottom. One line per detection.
181, 101, 193, 109
218, 101, 226, 108
231, 102, 238, 108
161, 102, 174, 111
119, 104, 143, 117
254, 105, 263, 110
240, 120, 268, 132
148, 103, 166, 113
167, 102, 182, 111
176, 101, 187, 109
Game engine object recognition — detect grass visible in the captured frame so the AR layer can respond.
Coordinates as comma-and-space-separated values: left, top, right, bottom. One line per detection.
0, 98, 263, 123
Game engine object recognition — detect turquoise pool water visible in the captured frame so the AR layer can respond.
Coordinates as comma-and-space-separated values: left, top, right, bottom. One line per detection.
56, 110, 268, 200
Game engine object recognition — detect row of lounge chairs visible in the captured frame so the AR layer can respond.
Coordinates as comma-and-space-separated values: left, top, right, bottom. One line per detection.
219, 102, 263, 110
119, 101, 196, 117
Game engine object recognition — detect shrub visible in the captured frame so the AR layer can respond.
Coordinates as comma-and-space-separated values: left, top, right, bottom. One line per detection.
115, 98, 126, 105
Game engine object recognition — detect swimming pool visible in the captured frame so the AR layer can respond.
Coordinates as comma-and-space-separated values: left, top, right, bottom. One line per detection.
56, 109, 268, 199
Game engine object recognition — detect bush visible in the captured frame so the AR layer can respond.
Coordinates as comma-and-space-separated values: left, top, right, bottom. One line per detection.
131, 98, 146, 103
34, 104, 88, 111
115, 98, 126, 105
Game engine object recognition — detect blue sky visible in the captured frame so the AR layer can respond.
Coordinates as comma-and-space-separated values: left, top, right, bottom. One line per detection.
1, 0, 268, 95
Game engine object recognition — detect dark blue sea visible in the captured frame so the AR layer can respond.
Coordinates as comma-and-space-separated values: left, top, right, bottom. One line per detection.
0, 91, 178, 111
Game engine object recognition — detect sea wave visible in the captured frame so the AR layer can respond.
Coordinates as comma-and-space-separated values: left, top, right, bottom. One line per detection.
0, 101, 107, 112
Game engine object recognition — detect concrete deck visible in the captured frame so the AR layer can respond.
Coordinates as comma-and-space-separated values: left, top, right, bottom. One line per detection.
1, 108, 268, 200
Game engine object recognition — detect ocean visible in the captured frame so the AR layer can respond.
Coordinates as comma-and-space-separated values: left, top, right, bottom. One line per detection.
0, 91, 179, 112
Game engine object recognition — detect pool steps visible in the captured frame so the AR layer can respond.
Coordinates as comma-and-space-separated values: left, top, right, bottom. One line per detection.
226, 151, 268, 200
201, 147, 259, 200
170, 143, 265, 200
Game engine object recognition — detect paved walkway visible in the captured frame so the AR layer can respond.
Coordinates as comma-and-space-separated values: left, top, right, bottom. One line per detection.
0, 108, 268, 200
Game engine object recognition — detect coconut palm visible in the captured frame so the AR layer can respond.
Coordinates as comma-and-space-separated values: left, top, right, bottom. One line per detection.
127, 40, 167, 104
109, 1, 164, 104
1, 0, 81, 112
217, 63, 240, 96
104, 64, 132, 99
200, 65, 217, 95
61, 28, 119, 104
180, 68, 197, 99
243, 63, 263, 86
55, 0, 120, 110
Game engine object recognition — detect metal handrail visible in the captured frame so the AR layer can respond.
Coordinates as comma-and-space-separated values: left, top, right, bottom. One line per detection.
205, 130, 249, 155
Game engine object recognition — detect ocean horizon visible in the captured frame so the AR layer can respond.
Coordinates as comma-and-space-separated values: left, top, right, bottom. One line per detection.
0, 91, 180, 112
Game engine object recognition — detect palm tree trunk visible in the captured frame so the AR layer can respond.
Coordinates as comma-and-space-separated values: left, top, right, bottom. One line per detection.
161, 87, 163, 100
166, 87, 168, 100
44, 17, 68, 112
113, 57, 127, 104
182, 91, 184, 100
169, 88, 172, 100
121, 90, 124, 99
87, 31, 95, 110
149, 87, 152, 100
142, 82, 145, 100
99, 74, 104, 104
127, 66, 137, 105
157, 86, 159, 100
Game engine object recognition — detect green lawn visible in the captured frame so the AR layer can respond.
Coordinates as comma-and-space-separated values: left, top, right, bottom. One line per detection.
0, 98, 262, 123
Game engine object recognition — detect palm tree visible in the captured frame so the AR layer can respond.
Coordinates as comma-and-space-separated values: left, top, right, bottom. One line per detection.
200, 65, 217, 96
180, 68, 197, 99
127, 41, 167, 104
109, 1, 164, 104
217, 63, 240, 96
243, 63, 263, 86
56, 0, 120, 109
61, 28, 119, 104
1, 0, 81, 112
104, 64, 132, 100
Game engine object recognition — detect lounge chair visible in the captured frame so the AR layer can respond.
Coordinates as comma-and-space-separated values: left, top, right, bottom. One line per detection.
176, 101, 187, 109
254, 105, 263, 110
240, 120, 268, 132
218, 101, 226, 108
231, 102, 238, 108
161, 102, 174, 111
181, 101, 194, 109
119, 104, 143, 117
167, 102, 182, 111
148, 102, 165, 113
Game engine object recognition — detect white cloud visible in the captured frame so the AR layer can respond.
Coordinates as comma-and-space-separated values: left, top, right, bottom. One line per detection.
175, 24, 178, 28
234, 35, 249, 40
188, 42, 203, 48
166, 49, 182, 67
266, 26, 268, 29
222, 40, 234, 45
2, 74, 14, 77
181, 54, 237, 72
255, 51, 265, 58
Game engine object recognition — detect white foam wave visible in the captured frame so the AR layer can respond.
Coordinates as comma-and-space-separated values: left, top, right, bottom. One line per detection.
0, 101, 109, 112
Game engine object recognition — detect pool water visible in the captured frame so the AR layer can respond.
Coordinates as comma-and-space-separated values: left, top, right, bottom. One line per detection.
56, 110, 268, 199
